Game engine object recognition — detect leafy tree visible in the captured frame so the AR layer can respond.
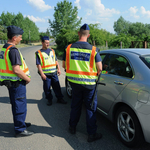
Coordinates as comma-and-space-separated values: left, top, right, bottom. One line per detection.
49, 0, 81, 37
113, 16, 130, 35
110, 33, 135, 48
0, 12, 40, 42
49, 0, 81, 50
22, 17, 40, 43
128, 22, 145, 37
0, 11, 15, 26
56, 28, 78, 50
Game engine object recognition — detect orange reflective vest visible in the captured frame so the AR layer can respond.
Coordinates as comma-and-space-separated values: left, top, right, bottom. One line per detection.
37, 49, 57, 73
66, 44, 98, 85
0, 45, 30, 82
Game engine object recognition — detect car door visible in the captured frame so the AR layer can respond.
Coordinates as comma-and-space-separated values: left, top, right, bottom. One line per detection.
97, 53, 133, 114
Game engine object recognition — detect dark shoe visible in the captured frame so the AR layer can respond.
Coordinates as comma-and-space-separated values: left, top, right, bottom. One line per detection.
57, 98, 67, 104
87, 133, 102, 142
69, 126, 76, 134
15, 130, 34, 138
47, 99, 52, 106
25, 122, 31, 128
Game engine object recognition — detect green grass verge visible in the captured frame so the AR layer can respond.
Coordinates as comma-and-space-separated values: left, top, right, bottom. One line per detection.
0, 43, 41, 49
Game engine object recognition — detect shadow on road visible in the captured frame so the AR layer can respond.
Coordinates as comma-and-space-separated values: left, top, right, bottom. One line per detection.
0, 89, 150, 150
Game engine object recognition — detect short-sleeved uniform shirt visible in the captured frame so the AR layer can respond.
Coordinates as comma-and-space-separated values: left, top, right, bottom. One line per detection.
3, 43, 22, 66
35, 48, 57, 77
63, 41, 102, 90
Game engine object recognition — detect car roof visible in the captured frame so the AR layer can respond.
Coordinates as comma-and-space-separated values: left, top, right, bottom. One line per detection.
100, 48, 150, 56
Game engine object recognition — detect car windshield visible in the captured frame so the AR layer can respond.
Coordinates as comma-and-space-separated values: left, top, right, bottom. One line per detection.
140, 55, 150, 69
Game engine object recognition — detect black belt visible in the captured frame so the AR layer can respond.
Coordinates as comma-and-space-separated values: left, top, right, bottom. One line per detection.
0, 80, 24, 88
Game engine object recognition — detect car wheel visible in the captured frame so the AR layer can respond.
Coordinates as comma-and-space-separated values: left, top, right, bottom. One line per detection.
115, 106, 144, 148
65, 77, 72, 98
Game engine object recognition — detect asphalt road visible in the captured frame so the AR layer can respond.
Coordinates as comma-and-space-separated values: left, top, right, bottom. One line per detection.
0, 46, 150, 150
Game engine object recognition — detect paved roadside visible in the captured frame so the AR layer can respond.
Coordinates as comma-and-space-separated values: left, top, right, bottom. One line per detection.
0, 46, 150, 150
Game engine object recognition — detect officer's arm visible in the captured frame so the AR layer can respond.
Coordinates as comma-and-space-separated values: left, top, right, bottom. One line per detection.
96, 61, 102, 76
62, 61, 65, 69
37, 64, 46, 80
13, 65, 31, 84
56, 61, 61, 76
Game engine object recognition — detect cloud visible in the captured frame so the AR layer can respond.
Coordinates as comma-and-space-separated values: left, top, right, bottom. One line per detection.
74, 0, 81, 9
84, 0, 120, 17
25, 15, 46, 22
140, 6, 150, 18
129, 6, 139, 19
27, 0, 52, 12
86, 9, 92, 16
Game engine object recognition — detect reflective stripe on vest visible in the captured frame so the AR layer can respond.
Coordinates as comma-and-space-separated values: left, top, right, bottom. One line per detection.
66, 44, 97, 85
0, 45, 30, 82
37, 49, 57, 73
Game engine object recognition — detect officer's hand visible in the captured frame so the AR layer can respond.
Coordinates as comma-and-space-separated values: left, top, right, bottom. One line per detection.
41, 74, 47, 80
57, 69, 61, 76
26, 78, 31, 85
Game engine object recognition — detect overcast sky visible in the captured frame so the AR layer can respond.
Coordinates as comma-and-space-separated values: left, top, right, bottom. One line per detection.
1, 0, 150, 33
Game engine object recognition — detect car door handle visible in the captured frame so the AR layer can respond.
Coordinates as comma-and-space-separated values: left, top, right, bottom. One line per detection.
114, 81, 124, 85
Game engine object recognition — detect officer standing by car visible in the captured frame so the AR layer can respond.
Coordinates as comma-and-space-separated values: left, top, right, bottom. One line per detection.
62, 24, 102, 142
35, 36, 67, 105
0, 25, 34, 137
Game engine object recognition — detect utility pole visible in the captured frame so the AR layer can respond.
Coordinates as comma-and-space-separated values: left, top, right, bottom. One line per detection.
29, 30, 31, 44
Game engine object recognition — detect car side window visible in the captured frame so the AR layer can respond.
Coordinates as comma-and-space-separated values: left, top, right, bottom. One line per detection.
102, 54, 133, 78
100, 54, 106, 61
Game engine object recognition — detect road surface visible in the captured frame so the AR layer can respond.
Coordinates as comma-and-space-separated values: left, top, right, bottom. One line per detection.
0, 46, 150, 150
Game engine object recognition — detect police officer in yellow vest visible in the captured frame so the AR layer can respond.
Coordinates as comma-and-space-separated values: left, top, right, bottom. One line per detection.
0, 25, 34, 137
62, 24, 102, 142
35, 36, 67, 105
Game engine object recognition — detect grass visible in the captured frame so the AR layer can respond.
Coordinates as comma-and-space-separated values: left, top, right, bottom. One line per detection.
0, 42, 41, 49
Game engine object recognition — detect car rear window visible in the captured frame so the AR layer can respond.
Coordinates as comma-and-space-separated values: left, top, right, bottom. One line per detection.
140, 55, 150, 69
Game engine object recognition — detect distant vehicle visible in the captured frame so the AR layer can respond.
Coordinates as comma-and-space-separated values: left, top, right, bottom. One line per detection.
65, 48, 150, 148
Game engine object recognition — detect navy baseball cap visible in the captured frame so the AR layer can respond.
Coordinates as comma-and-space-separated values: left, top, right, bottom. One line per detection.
80, 23, 90, 30
41, 36, 49, 41
7, 25, 24, 36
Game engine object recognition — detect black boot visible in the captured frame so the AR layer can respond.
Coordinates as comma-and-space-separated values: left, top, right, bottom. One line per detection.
47, 99, 52, 106
87, 133, 102, 142
57, 98, 67, 104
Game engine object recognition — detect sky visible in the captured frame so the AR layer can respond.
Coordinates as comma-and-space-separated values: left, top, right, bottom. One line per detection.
0, 0, 150, 34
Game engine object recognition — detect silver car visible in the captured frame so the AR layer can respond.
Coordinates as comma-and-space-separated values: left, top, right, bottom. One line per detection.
65, 48, 150, 148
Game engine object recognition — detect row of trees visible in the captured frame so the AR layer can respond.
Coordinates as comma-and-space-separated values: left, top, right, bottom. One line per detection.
49, 0, 150, 50
1, 0, 150, 50
0, 12, 50, 43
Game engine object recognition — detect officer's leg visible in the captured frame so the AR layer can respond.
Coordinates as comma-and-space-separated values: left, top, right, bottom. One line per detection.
51, 74, 63, 99
69, 85, 83, 128
84, 88, 97, 135
43, 77, 53, 100
8, 81, 27, 133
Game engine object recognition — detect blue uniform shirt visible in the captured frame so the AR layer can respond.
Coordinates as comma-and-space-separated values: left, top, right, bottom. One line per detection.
3, 43, 22, 66
36, 48, 57, 77
63, 41, 102, 90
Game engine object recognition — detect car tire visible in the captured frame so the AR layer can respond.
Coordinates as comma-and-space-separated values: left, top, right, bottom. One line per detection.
115, 106, 144, 148
65, 77, 72, 98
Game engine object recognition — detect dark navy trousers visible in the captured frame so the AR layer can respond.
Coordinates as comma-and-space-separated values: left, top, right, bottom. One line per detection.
8, 80, 27, 134
69, 85, 97, 135
43, 74, 63, 100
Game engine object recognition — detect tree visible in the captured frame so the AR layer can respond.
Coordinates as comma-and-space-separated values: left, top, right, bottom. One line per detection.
113, 16, 130, 35
0, 12, 40, 42
109, 33, 135, 48
128, 22, 145, 37
0, 11, 15, 26
22, 17, 40, 43
49, 0, 82, 50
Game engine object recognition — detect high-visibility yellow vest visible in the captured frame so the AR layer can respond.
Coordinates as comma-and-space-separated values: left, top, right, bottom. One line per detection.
37, 49, 57, 74
66, 44, 98, 85
0, 45, 31, 82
